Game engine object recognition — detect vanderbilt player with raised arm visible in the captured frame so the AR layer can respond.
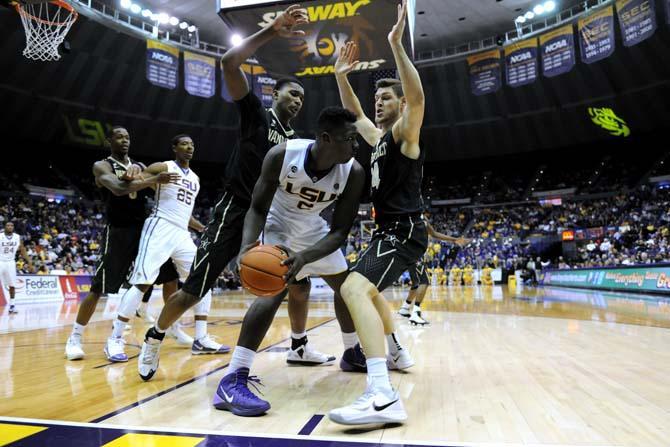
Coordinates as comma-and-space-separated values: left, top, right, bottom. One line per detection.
140, 5, 360, 381
64, 126, 180, 360
330, 0, 428, 425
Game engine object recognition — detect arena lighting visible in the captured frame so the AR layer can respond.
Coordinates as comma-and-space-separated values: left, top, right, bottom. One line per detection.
524, 11, 535, 19
157, 12, 169, 24
544, 1, 556, 12
141, 9, 151, 17
533, 4, 545, 14
515, 15, 526, 23
130, 4, 141, 14
120, 0, 131, 8
179, 21, 189, 29
231, 33, 243, 46
169, 16, 179, 26
187, 25, 196, 33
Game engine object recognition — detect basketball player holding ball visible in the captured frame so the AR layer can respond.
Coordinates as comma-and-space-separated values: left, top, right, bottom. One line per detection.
138, 5, 361, 385
213, 106, 366, 416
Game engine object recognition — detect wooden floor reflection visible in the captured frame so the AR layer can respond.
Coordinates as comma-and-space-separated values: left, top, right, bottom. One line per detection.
1, 284, 669, 446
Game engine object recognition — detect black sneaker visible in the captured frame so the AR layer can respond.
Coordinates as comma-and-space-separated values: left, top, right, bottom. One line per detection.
340, 343, 367, 372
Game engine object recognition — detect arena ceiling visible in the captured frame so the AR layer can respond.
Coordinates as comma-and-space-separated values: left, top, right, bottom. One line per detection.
95, 0, 585, 54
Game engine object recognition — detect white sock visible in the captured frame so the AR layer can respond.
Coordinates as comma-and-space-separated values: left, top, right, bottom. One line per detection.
228, 346, 256, 373
401, 301, 410, 309
111, 318, 126, 339
9, 297, 15, 306
366, 357, 393, 394
195, 320, 207, 340
71, 323, 85, 338
341, 332, 358, 350
292, 331, 307, 339
117, 286, 145, 319
413, 304, 421, 313
386, 333, 403, 355
153, 323, 166, 334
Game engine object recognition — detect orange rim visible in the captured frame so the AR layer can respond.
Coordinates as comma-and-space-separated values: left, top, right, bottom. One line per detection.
15, 0, 78, 26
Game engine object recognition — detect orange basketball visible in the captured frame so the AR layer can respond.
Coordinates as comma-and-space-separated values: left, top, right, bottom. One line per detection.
239, 245, 289, 297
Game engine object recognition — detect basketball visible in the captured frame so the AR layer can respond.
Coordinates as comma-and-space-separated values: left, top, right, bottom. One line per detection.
239, 245, 289, 297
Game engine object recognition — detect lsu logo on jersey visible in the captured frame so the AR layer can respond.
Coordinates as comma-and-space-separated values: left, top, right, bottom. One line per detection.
285, 182, 337, 210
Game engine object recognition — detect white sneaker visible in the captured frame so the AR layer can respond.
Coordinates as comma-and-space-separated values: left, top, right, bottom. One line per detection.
104, 337, 128, 362
398, 303, 411, 317
409, 309, 429, 326
166, 324, 194, 346
287, 340, 336, 365
387, 349, 414, 370
136, 308, 155, 324
65, 335, 85, 360
329, 388, 407, 425
138, 337, 162, 381
191, 334, 230, 355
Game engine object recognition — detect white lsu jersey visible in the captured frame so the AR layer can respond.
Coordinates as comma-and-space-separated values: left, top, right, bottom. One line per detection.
0, 232, 20, 262
263, 139, 353, 280
150, 160, 200, 229
270, 139, 353, 220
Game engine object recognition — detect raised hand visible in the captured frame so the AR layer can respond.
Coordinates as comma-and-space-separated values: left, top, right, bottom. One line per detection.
271, 4, 309, 38
388, 0, 408, 45
335, 41, 360, 76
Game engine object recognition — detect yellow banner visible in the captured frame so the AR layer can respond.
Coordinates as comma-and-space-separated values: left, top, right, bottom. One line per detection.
504, 37, 538, 56
147, 39, 179, 57
578, 5, 614, 29
540, 24, 574, 45
467, 49, 501, 66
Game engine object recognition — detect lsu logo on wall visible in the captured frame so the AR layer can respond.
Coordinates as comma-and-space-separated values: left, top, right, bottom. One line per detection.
257, 0, 371, 27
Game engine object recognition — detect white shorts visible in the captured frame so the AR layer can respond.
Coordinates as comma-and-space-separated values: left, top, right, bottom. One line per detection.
262, 212, 347, 281
130, 217, 196, 285
0, 261, 17, 288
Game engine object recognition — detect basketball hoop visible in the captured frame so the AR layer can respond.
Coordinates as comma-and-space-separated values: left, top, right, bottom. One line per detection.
15, 0, 78, 61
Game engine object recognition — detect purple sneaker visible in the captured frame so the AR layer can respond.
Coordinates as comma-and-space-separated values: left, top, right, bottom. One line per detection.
212, 367, 270, 416
340, 343, 367, 372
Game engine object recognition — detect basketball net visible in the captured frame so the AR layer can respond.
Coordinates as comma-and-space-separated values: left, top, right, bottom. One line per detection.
15, 0, 78, 61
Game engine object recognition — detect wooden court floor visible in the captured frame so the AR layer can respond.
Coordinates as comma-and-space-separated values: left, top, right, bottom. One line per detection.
1, 285, 670, 447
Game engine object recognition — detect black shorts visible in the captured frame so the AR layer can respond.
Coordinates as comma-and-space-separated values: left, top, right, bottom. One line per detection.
91, 224, 143, 294
409, 260, 429, 289
351, 215, 428, 292
182, 190, 247, 298
155, 260, 179, 285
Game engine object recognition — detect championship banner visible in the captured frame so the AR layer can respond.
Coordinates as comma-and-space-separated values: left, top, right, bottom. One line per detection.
541, 265, 670, 294
146, 40, 179, 90
466, 49, 502, 96
504, 38, 538, 88
254, 73, 276, 108
615, 0, 657, 47
578, 6, 615, 64
218, 0, 410, 77
539, 24, 575, 78
184, 51, 216, 98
